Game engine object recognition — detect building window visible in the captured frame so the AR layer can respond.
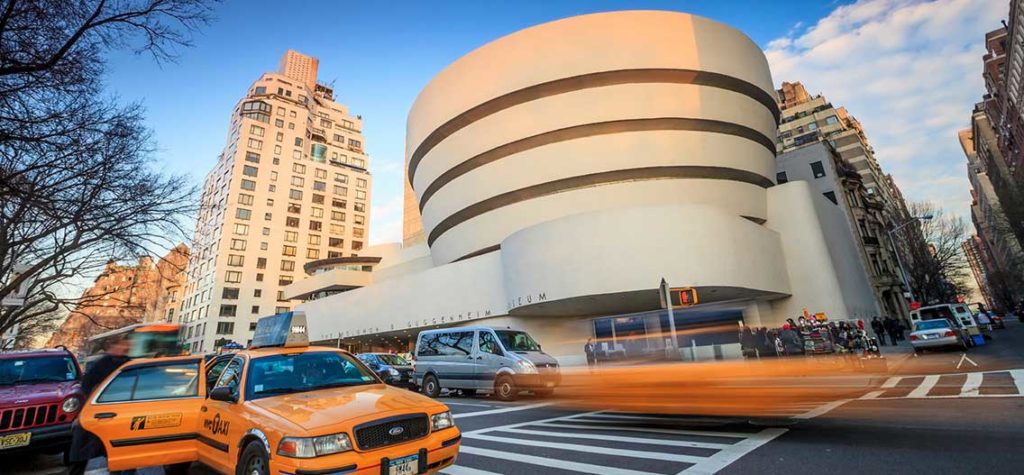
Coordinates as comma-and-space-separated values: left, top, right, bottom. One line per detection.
281, 260, 295, 272
282, 245, 296, 256
251, 306, 260, 315
306, 248, 320, 259
279, 275, 293, 286
255, 86, 266, 95
256, 257, 267, 269
227, 255, 244, 267
315, 169, 327, 179
825, 115, 839, 125
275, 306, 290, 314
334, 186, 347, 196
311, 207, 324, 218
247, 138, 263, 150
240, 179, 256, 191
332, 199, 346, 209
250, 125, 265, 137
329, 237, 343, 248
222, 288, 240, 299
230, 239, 246, 251
284, 230, 298, 242
311, 143, 327, 161
823, 191, 838, 205
270, 171, 278, 181
353, 215, 364, 226
219, 305, 237, 317
233, 223, 248, 235
351, 158, 365, 168
348, 138, 361, 149
225, 271, 242, 283
330, 224, 344, 235
235, 208, 251, 220
294, 137, 303, 147
352, 241, 363, 251
293, 163, 306, 174
286, 217, 299, 228
289, 189, 303, 200
355, 190, 366, 200
260, 242, 268, 250
313, 181, 326, 192
216, 322, 235, 335
776, 171, 788, 184
245, 152, 260, 163
328, 251, 342, 258
291, 176, 304, 187
810, 161, 826, 178
356, 178, 367, 188
288, 203, 301, 214
256, 273, 263, 282
353, 203, 365, 213
334, 174, 348, 184
254, 289, 262, 297
264, 212, 273, 221
275, 119, 284, 128
238, 193, 254, 205
309, 221, 322, 231
353, 228, 364, 239
308, 234, 321, 245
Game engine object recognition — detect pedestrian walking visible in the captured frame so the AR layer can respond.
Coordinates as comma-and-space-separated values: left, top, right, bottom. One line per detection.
67, 335, 133, 475
884, 317, 899, 346
871, 316, 887, 346
584, 338, 597, 370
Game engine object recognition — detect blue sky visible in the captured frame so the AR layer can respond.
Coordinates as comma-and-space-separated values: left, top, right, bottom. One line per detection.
102, 0, 1000, 244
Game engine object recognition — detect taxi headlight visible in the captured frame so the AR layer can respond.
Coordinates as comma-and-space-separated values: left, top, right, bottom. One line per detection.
431, 411, 454, 431
277, 433, 352, 458
515, 359, 538, 374
62, 396, 81, 413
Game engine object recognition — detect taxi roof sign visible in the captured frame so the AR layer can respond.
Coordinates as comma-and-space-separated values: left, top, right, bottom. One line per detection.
251, 312, 309, 349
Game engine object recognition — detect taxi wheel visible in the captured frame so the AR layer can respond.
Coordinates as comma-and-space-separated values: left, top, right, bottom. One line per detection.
494, 375, 518, 401
238, 441, 270, 475
423, 374, 441, 398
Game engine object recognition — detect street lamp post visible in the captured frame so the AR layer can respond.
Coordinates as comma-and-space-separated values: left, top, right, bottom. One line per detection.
887, 215, 933, 305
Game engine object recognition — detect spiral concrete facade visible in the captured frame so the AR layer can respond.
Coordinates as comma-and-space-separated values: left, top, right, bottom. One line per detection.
407, 11, 778, 264
297, 11, 881, 364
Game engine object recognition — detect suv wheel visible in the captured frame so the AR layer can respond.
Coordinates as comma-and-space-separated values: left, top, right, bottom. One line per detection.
238, 441, 269, 475
494, 375, 518, 401
423, 374, 441, 398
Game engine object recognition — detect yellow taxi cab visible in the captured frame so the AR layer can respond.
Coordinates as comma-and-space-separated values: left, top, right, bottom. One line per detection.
78, 312, 461, 475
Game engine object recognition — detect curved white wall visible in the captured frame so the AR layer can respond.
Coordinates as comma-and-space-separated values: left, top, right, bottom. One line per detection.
405, 11, 780, 266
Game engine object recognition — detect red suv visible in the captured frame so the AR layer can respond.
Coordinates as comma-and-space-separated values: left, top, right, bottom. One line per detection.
0, 348, 84, 456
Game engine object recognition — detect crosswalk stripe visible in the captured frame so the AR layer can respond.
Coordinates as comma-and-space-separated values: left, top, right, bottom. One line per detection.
464, 432, 708, 463
880, 377, 901, 388
535, 421, 752, 439
960, 372, 983, 397
493, 427, 731, 450
458, 445, 655, 475
679, 428, 788, 475
440, 465, 503, 475
1010, 369, 1024, 395
907, 374, 940, 398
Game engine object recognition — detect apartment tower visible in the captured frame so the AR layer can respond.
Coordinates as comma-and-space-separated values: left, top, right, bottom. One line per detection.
177, 50, 372, 353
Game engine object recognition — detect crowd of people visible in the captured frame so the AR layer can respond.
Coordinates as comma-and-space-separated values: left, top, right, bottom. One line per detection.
869, 315, 906, 346
739, 316, 882, 358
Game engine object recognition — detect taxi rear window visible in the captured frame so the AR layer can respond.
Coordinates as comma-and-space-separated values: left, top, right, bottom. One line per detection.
245, 351, 376, 400
97, 361, 200, 403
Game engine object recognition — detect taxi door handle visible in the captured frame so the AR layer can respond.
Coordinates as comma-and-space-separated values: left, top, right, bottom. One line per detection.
201, 406, 208, 412
94, 412, 116, 419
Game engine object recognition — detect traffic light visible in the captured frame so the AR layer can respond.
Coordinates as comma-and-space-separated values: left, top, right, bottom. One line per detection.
670, 288, 698, 308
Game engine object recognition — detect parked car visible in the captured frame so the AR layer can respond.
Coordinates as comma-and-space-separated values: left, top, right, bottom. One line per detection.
909, 319, 969, 353
910, 303, 980, 346
357, 352, 416, 389
414, 327, 560, 401
991, 313, 1007, 329
0, 347, 84, 458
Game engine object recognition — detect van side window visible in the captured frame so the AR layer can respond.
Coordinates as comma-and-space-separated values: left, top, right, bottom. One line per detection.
479, 332, 502, 356
417, 331, 475, 356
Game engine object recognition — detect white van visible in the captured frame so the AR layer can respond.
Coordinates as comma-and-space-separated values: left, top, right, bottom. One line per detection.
910, 303, 980, 346
413, 327, 561, 401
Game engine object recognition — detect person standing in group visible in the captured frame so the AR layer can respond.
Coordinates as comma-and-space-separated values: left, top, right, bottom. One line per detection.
871, 316, 887, 346
884, 316, 900, 346
67, 335, 133, 475
780, 323, 803, 356
584, 338, 597, 370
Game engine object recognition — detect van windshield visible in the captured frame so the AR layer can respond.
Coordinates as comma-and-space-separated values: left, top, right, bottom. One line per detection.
495, 331, 541, 352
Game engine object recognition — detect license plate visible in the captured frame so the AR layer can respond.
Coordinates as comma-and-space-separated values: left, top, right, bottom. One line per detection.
0, 432, 31, 450
388, 454, 418, 475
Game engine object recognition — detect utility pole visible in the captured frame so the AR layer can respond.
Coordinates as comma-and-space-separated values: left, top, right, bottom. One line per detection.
660, 278, 679, 357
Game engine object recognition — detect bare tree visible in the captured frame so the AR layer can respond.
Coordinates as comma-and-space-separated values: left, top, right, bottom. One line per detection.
892, 202, 972, 305
0, 1, 217, 344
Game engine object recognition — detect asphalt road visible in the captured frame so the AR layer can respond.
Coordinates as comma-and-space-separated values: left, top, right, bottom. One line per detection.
7, 319, 1024, 474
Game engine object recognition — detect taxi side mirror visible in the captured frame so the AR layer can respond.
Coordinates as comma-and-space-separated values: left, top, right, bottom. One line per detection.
209, 386, 237, 403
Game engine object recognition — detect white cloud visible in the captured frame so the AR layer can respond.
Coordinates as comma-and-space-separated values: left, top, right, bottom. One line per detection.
368, 193, 404, 245
766, 0, 1004, 228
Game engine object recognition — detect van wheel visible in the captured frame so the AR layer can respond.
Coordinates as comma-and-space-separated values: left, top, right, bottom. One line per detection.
494, 375, 518, 401
423, 374, 441, 398
238, 441, 269, 475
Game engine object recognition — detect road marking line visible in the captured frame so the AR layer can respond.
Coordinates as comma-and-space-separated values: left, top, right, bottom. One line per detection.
1010, 369, 1024, 395
880, 377, 901, 388
792, 399, 852, 419
460, 411, 604, 435
907, 374, 940, 398
535, 422, 751, 439
860, 390, 885, 399
458, 445, 654, 475
960, 372, 983, 397
956, 352, 979, 369
440, 466, 503, 475
492, 427, 731, 449
453, 402, 555, 419
679, 428, 788, 475
442, 401, 499, 408
464, 433, 707, 463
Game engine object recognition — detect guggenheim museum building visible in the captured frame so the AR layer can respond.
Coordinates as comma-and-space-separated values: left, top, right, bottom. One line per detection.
291, 11, 880, 365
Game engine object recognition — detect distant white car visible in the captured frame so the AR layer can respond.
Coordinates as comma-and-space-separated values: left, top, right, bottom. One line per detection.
909, 319, 968, 353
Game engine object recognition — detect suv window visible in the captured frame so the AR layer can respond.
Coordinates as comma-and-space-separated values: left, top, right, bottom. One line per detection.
417, 331, 475, 357
97, 361, 200, 403
0, 355, 78, 386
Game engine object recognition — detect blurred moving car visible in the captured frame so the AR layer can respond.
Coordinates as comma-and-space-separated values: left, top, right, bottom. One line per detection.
81, 323, 183, 369
357, 353, 416, 389
77, 312, 460, 475
414, 327, 560, 401
910, 319, 969, 353
0, 347, 84, 458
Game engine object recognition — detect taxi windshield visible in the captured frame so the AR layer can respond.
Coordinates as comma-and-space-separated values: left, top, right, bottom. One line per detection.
0, 356, 78, 386
246, 351, 377, 400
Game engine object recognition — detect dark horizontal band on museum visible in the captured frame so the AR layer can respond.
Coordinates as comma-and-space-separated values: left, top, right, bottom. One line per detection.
453, 244, 502, 263
427, 165, 774, 246
408, 68, 781, 183
417, 117, 776, 211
